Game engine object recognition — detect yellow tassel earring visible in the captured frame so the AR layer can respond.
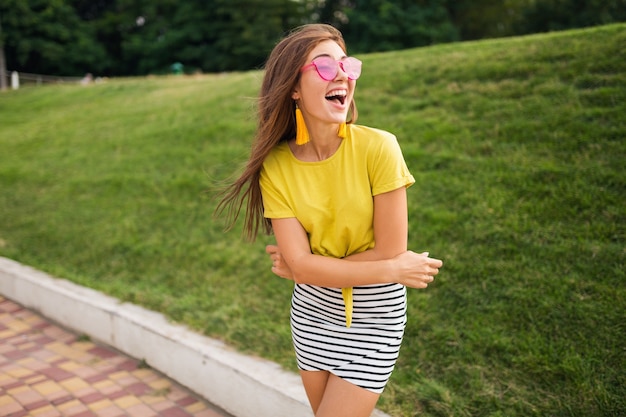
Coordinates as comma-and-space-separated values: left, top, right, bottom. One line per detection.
295, 105, 309, 145
337, 122, 347, 139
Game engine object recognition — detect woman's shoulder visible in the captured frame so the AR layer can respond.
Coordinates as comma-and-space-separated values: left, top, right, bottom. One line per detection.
349, 124, 398, 148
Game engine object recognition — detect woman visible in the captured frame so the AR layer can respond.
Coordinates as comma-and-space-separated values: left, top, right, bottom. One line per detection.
217, 24, 442, 417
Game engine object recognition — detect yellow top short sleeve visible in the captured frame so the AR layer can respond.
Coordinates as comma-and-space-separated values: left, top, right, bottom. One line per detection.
260, 124, 414, 258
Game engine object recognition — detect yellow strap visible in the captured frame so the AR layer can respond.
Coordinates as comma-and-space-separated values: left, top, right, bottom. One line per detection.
341, 287, 353, 327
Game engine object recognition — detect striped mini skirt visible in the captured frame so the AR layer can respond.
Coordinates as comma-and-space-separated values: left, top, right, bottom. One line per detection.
290, 282, 407, 394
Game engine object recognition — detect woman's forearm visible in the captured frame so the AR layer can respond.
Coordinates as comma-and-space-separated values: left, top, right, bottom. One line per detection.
343, 246, 404, 262
267, 244, 440, 290
291, 252, 396, 287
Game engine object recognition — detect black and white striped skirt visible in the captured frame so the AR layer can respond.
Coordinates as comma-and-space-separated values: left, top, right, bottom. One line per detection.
290, 282, 407, 394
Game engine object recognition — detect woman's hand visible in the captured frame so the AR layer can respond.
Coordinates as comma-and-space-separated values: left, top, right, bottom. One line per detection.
266, 244, 294, 280
392, 251, 443, 289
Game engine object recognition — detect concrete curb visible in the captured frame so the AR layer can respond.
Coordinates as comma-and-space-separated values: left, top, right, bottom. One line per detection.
0, 257, 391, 417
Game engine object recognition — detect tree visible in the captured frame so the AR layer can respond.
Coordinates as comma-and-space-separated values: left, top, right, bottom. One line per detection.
4, 0, 622, 77
443, 0, 533, 40
342, 0, 458, 53
0, 19, 7, 90
517, 0, 626, 34
119, 0, 306, 75
0, 0, 107, 76
207, 0, 304, 71
311, 0, 352, 27
70, 0, 116, 21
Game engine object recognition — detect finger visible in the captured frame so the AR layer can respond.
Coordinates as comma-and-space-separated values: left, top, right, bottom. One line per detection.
412, 281, 429, 289
428, 266, 440, 276
413, 272, 434, 282
265, 244, 278, 254
427, 258, 443, 268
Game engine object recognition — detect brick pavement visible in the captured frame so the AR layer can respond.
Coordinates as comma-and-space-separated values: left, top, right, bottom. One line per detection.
0, 295, 232, 417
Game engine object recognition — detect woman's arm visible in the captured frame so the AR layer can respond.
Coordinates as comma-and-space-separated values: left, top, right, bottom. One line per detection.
345, 187, 408, 262
269, 187, 442, 289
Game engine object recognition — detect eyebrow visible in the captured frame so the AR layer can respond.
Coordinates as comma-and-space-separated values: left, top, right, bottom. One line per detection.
311, 53, 348, 61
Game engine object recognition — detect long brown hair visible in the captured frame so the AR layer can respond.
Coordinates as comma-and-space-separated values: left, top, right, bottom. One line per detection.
216, 24, 359, 240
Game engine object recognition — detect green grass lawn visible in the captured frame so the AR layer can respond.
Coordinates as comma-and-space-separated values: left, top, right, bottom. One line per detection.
1, 23, 624, 416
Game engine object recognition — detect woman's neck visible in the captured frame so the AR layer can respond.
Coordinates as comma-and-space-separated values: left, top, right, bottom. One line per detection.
290, 124, 343, 162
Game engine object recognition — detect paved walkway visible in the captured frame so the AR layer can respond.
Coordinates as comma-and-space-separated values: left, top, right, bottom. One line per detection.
0, 295, 232, 417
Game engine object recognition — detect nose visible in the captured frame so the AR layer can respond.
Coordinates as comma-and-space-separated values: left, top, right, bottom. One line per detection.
335, 62, 349, 80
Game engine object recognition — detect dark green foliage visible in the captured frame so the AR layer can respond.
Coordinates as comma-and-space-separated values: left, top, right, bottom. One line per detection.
2, 0, 626, 76
118, 0, 303, 74
0, 0, 108, 75
518, 0, 626, 34
342, 0, 459, 52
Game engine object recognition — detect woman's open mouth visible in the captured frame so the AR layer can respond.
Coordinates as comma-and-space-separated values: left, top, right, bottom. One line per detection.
325, 89, 347, 105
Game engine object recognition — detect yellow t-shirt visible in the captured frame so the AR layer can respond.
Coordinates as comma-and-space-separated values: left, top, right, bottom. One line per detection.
260, 124, 415, 325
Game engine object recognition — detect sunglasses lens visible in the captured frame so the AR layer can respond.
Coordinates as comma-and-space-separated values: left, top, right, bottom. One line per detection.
343, 57, 362, 80
314, 57, 338, 81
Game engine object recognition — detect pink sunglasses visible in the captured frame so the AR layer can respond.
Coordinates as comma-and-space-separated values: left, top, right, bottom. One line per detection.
300, 56, 362, 81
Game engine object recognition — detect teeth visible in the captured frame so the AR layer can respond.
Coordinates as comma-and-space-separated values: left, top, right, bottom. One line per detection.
325, 89, 347, 98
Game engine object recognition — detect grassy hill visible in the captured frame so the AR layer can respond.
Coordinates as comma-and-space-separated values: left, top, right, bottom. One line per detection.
1, 23, 624, 416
